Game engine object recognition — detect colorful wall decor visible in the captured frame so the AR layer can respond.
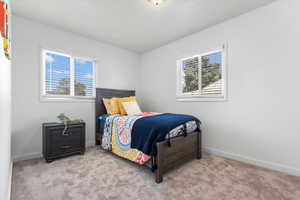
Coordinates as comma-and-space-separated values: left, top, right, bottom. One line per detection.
0, 0, 9, 59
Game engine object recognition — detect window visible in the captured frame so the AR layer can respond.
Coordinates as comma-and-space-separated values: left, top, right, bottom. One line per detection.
177, 47, 226, 101
41, 50, 95, 100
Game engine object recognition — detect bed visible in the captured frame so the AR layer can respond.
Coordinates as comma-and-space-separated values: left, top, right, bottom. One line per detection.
95, 88, 202, 183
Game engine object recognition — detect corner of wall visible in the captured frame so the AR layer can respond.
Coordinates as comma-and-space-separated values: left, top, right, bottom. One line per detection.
7, 161, 12, 200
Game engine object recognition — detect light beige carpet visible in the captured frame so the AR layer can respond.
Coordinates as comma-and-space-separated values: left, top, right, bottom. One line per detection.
12, 147, 300, 200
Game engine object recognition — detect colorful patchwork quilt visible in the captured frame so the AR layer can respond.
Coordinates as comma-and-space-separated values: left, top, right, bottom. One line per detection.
100, 112, 198, 165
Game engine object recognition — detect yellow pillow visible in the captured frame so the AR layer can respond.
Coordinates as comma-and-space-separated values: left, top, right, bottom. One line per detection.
110, 98, 122, 114
117, 96, 136, 115
102, 98, 113, 114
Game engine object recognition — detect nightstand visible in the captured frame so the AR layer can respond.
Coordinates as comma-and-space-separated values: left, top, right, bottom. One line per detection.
42, 122, 85, 162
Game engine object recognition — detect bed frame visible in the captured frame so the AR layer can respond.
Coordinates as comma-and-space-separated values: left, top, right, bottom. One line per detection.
95, 88, 202, 183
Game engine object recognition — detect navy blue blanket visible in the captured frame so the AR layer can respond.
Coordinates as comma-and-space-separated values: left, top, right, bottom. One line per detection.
131, 113, 201, 156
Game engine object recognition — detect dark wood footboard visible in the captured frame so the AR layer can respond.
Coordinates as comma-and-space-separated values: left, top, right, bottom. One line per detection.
96, 130, 202, 183
154, 131, 202, 183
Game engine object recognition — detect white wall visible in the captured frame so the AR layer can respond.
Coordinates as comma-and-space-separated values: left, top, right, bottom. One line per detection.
139, 0, 300, 175
11, 15, 140, 160
0, 34, 11, 200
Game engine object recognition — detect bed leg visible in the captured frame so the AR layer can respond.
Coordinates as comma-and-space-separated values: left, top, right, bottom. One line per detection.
95, 139, 100, 146
155, 146, 163, 183
197, 131, 202, 160
155, 170, 163, 183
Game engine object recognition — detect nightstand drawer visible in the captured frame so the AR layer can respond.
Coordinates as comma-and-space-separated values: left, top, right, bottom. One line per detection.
50, 142, 81, 154
49, 126, 82, 141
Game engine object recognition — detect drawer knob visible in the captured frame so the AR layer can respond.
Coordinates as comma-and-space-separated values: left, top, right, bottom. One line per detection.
60, 145, 72, 149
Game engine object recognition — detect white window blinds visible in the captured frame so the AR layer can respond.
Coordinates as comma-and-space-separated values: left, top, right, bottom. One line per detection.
177, 48, 226, 101
42, 50, 95, 99
74, 58, 94, 97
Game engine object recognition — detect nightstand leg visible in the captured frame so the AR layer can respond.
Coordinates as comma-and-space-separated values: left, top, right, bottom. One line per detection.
46, 159, 53, 163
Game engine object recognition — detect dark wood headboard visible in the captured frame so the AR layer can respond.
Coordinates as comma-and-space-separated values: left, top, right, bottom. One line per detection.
95, 88, 135, 145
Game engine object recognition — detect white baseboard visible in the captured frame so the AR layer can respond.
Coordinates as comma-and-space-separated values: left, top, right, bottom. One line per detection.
13, 140, 96, 162
13, 152, 42, 162
7, 161, 12, 200
86, 140, 95, 147
204, 146, 300, 177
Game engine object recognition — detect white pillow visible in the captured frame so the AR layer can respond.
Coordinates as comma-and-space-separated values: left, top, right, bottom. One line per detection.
122, 101, 142, 115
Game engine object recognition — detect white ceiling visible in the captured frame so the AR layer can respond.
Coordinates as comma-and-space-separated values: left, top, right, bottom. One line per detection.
12, 0, 276, 53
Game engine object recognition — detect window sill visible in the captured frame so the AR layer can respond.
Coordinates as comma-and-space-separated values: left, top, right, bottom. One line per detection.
40, 96, 96, 103
176, 96, 227, 102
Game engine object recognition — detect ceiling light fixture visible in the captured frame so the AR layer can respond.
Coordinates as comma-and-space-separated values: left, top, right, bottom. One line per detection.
148, 0, 166, 7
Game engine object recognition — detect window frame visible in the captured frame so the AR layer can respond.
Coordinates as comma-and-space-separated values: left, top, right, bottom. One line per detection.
176, 46, 227, 102
41, 49, 96, 102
